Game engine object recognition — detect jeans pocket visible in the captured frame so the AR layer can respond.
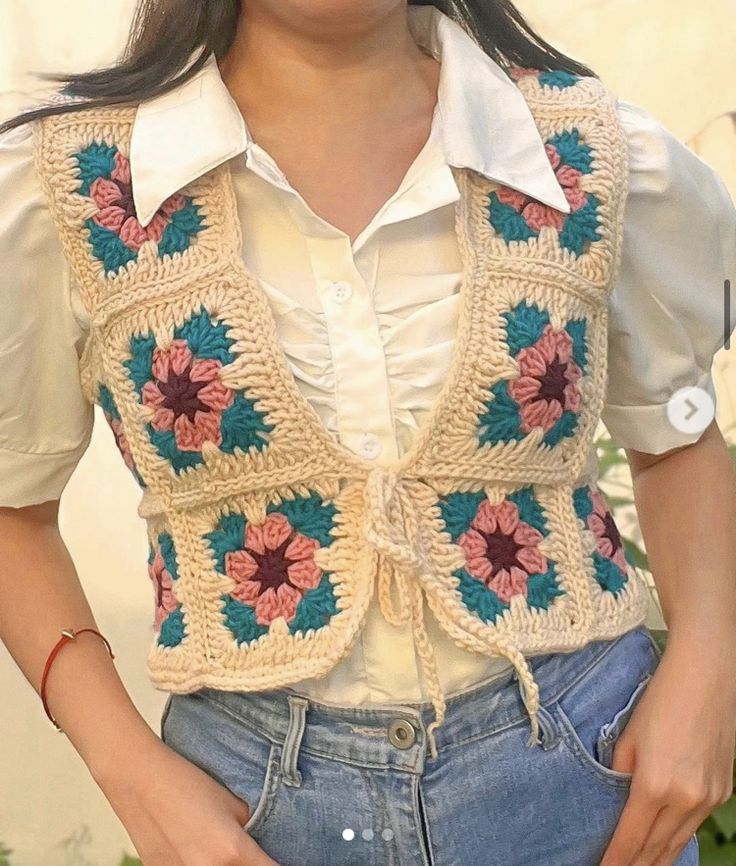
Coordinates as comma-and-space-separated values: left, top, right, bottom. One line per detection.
594, 672, 653, 770
161, 691, 283, 838
550, 626, 660, 788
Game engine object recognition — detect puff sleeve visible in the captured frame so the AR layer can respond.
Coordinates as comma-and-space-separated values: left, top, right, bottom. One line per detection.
0, 117, 94, 507
601, 98, 736, 453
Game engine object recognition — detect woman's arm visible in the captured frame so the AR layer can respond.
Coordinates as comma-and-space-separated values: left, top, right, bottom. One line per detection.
0, 501, 278, 866
0, 499, 157, 772
600, 419, 736, 866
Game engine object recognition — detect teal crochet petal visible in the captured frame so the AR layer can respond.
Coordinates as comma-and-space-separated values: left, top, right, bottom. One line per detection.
221, 596, 269, 646
526, 565, 565, 610
503, 302, 551, 355
267, 493, 338, 548
592, 551, 628, 595
97, 382, 148, 488
478, 380, 524, 446
508, 486, 547, 534
158, 607, 186, 648
288, 573, 339, 634
219, 392, 273, 454
75, 143, 117, 194
543, 410, 579, 447
488, 195, 537, 243
558, 195, 601, 256
436, 490, 487, 542
98, 383, 119, 421
538, 70, 579, 89
85, 219, 137, 274
204, 512, 247, 575
457, 568, 508, 624
573, 486, 595, 521
548, 129, 594, 174
159, 531, 180, 581
158, 201, 207, 257
174, 307, 235, 364
566, 318, 588, 371
124, 333, 157, 391
147, 424, 205, 473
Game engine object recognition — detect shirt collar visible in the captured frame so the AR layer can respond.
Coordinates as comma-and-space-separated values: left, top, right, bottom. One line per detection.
130, 4, 571, 228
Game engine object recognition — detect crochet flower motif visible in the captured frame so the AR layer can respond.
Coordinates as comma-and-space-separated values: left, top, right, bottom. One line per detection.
507, 323, 583, 436
73, 142, 206, 274
147, 531, 186, 647
573, 484, 630, 595
478, 301, 587, 449
149, 543, 178, 629
438, 487, 562, 624
97, 383, 146, 488
205, 492, 340, 645
226, 512, 323, 626
142, 339, 234, 453
587, 489, 628, 573
458, 499, 547, 603
487, 129, 600, 256
124, 306, 274, 474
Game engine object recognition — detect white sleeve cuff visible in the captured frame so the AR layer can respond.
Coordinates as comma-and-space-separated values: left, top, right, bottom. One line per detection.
601, 371, 718, 454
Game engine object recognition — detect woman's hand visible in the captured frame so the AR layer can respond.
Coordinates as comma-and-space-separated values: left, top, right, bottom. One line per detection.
92, 727, 280, 866
599, 632, 736, 866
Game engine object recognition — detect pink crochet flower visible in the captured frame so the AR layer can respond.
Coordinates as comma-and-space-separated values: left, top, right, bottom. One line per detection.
458, 499, 547, 602
141, 339, 235, 451
494, 141, 587, 230
149, 545, 178, 629
587, 490, 628, 572
89, 150, 185, 252
508, 323, 583, 434
225, 512, 323, 626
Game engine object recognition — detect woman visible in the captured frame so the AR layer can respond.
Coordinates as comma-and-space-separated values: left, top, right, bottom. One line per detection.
0, 1, 735, 865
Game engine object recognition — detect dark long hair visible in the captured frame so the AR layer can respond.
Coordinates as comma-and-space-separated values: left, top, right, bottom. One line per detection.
0, 0, 596, 136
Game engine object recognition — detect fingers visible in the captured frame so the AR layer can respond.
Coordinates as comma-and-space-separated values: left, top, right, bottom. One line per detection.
239, 832, 282, 865
598, 776, 662, 866
634, 775, 726, 866
599, 771, 729, 866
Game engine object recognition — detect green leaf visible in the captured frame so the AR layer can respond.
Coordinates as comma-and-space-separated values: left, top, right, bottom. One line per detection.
696, 833, 736, 865
622, 538, 648, 570
119, 857, 143, 866
709, 795, 736, 841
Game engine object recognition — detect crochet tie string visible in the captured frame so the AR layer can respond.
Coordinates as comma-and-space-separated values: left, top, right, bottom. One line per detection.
363, 466, 542, 759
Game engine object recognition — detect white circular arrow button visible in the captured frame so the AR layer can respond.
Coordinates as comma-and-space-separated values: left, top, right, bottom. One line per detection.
666, 386, 715, 435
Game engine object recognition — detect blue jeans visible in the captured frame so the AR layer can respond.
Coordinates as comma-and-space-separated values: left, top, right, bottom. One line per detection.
160, 623, 700, 865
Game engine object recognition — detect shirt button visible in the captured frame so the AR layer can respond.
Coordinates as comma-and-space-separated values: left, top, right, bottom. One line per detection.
387, 718, 416, 750
359, 433, 383, 460
329, 281, 353, 303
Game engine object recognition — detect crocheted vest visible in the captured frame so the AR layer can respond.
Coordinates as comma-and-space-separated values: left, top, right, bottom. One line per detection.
32, 67, 649, 757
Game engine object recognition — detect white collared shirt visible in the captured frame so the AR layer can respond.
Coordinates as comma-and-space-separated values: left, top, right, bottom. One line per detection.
1, 6, 734, 702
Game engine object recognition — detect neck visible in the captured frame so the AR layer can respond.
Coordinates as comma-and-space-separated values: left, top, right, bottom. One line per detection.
218, 3, 439, 139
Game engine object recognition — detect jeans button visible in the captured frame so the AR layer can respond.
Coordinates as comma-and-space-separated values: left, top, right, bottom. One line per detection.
387, 718, 416, 749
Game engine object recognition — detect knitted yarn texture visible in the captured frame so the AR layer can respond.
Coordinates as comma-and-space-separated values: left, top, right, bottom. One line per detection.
31, 67, 650, 759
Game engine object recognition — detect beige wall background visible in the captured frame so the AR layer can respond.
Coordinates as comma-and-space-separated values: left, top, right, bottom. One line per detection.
1, 2, 734, 864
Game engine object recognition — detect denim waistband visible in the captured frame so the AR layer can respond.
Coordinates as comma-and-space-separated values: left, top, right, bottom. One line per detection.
191, 624, 652, 774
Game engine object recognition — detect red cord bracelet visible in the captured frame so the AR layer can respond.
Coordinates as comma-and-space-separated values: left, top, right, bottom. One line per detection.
40, 628, 115, 731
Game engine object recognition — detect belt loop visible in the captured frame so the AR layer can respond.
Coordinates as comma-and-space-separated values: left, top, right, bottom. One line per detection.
281, 694, 309, 787
535, 704, 561, 751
